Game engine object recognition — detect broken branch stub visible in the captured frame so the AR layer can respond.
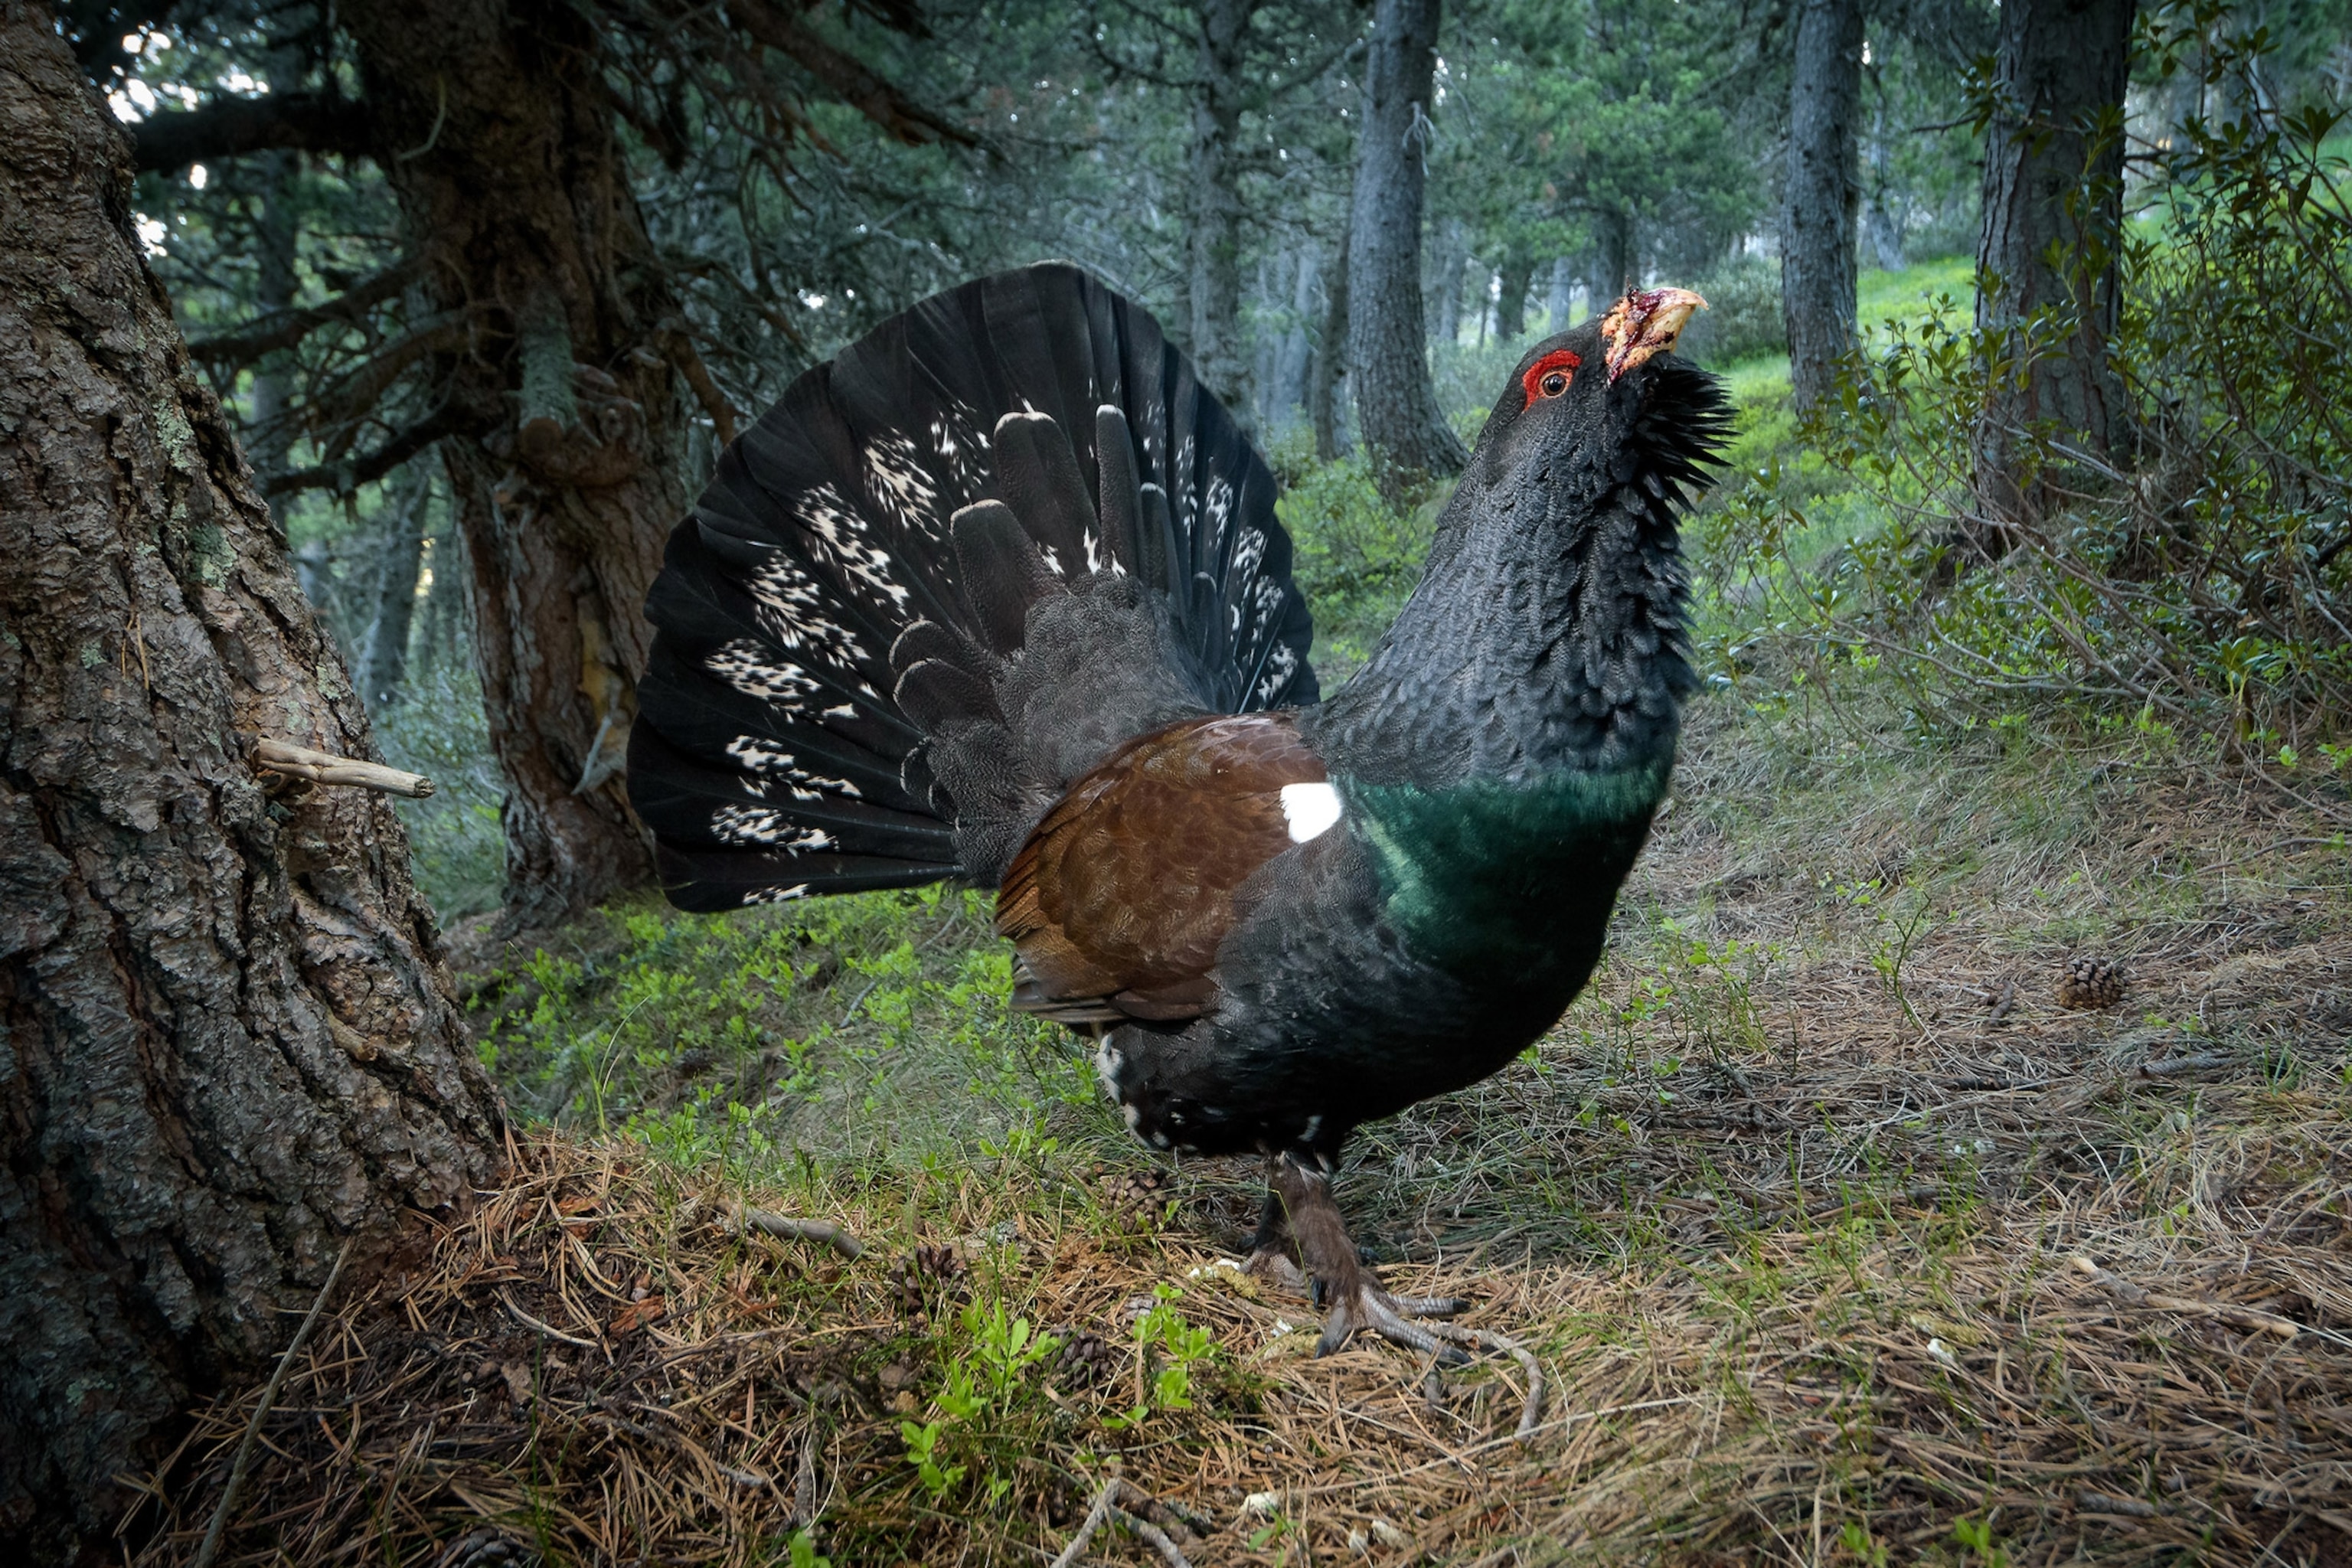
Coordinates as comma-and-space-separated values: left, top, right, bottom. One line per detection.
252, 737, 434, 798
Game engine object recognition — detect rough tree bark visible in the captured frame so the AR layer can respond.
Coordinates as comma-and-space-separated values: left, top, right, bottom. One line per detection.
1310, 220, 1351, 459
1782, 0, 1864, 410
1973, 0, 2137, 527
1186, 0, 1257, 412
1347, 0, 1466, 484
0, 14, 502, 1561
340, 0, 690, 929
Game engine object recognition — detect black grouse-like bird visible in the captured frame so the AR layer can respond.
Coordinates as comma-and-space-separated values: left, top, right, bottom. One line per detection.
629, 263, 1726, 1357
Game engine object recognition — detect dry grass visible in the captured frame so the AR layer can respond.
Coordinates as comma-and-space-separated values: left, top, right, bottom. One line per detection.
124, 702, 2352, 1567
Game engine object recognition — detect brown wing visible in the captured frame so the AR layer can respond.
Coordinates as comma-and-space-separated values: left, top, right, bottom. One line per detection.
996, 712, 1327, 1023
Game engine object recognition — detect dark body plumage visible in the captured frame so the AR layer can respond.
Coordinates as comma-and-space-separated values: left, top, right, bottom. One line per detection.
631, 263, 1728, 1354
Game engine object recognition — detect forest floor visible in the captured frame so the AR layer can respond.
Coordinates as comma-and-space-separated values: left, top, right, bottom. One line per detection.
132, 674, 2352, 1568
132, 260, 2352, 1566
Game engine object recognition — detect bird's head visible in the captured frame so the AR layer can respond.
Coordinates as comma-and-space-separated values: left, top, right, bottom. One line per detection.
1462, 286, 1727, 508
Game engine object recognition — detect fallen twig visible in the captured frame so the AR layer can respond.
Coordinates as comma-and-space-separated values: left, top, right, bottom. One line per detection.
252, 737, 433, 798
501, 1289, 606, 1351
2138, 1052, 2232, 1078
1425, 1321, 1546, 1441
736, 1204, 864, 1260
190, 1238, 352, 1568
1051, 1478, 1196, 1568
2068, 1255, 2298, 1339
1112, 1504, 1194, 1568
1050, 1478, 1122, 1568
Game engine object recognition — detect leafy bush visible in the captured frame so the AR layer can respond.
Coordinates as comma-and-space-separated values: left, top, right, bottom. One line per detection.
1704, 15, 2352, 766
1679, 254, 1786, 368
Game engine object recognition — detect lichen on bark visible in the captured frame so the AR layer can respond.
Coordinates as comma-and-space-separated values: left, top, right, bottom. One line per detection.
0, 14, 502, 1560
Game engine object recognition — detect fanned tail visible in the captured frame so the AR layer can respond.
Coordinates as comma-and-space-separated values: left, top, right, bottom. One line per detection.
629, 263, 1318, 911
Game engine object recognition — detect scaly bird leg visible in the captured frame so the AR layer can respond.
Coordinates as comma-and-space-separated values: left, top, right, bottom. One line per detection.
1270, 1155, 1469, 1364
1243, 1171, 1310, 1295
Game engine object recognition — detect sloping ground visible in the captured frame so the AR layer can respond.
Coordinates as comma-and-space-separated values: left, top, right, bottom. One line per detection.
129, 698, 2352, 1567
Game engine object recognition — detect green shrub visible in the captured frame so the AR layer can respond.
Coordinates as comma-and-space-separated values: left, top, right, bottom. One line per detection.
1679, 254, 1786, 368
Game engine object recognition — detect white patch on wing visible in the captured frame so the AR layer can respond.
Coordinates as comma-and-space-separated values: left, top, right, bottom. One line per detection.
1278, 782, 1341, 844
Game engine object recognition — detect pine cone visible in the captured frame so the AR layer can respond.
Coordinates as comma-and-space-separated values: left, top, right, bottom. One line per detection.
884, 1243, 969, 1321
1091, 1164, 1171, 1217
2056, 957, 2125, 1011
1052, 1330, 1119, 1388
435, 1530, 540, 1568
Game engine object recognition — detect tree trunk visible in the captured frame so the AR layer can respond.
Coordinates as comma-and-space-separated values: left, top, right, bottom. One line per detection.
1277, 246, 1318, 420
1186, 0, 1256, 413
1589, 207, 1633, 305
1972, 0, 2136, 528
358, 461, 433, 709
1782, 0, 1864, 410
1494, 247, 1535, 339
1311, 217, 1351, 460
1347, 0, 1466, 485
1544, 254, 1575, 332
341, 0, 688, 929
1432, 218, 1465, 346
0, 16, 502, 1560
246, 146, 299, 488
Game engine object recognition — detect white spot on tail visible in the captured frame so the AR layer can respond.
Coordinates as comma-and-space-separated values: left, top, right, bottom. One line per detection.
1278, 782, 1341, 844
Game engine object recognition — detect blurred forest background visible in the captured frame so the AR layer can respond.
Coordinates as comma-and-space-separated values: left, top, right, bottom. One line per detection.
79, 0, 2352, 930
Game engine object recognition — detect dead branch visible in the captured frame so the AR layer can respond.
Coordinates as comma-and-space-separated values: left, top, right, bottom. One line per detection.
662, 328, 740, 445
189, 1239, 352, 1568
723, 0, 974, 147
264, 405, 469, 498
1425, 1321, 1547, 1441
252, 739, 434, 798
735, 1204, 864, 1260
132, 92, 374, 175
185, 259, 427, 368
2067, 1255, 2299, 1339
1051, 1478, 1194, 1568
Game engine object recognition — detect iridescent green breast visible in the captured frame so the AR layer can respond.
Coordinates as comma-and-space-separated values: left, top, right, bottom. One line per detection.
1337, 761, 1669, 984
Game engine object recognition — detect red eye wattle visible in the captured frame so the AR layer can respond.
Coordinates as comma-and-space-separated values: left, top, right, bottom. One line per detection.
1521, 349, 1580, 403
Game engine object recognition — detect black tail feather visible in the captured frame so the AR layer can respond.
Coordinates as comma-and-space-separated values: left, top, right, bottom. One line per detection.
629, 262, 1318, 910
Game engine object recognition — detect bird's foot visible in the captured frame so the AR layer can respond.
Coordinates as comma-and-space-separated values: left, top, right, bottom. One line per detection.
1313, 1280, 1472, 1364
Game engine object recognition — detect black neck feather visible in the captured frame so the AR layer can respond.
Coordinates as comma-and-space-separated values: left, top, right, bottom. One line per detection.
1304, 359, 1730, 788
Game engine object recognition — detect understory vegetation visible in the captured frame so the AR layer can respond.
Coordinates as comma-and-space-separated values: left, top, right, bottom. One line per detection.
143, 224, 2352, 1563
106, 8, 2352, 1562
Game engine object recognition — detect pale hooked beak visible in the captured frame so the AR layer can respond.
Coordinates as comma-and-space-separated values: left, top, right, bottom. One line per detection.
1600, 287, 1707, 383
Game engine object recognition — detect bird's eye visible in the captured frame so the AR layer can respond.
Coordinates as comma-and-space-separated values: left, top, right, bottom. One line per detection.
1521, 348, 1580, 403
